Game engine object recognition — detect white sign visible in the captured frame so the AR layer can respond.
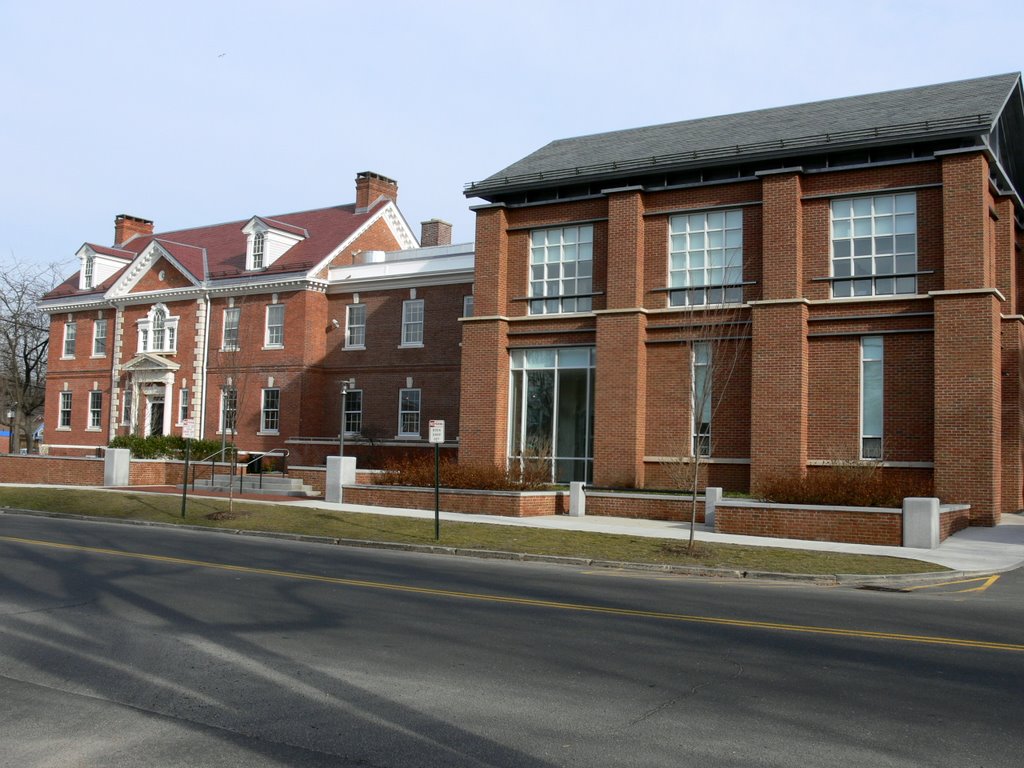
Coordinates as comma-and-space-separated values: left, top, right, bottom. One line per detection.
428, 419, 445, 444
182, 418, 196, 439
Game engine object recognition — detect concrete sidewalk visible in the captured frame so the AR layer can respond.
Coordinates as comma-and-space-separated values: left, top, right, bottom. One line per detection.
4, 483, 1024, 576
301, 498, 1024, 574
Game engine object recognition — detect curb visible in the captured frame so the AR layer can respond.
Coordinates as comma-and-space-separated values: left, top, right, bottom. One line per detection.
0, 506, 970, 586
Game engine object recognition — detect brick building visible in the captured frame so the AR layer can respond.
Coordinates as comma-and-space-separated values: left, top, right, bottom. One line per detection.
39, 172, 473, 466
460, 73, 1024, 525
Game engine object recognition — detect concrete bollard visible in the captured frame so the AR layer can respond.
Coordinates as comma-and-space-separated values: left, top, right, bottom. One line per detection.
326, 456, 357, 504
104, 448, 130, 487
568, 481, 586, 517
703, 486, 722, 527
903, 497, 940, 548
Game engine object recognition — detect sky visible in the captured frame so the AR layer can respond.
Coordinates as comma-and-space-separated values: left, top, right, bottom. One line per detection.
2, 0, 1023, 274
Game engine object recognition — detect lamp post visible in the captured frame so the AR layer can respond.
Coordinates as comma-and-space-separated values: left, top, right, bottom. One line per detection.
6, 405, 16, 454
339, 378, 355, 456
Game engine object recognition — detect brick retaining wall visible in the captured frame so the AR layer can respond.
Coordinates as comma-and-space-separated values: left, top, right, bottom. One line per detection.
0, 454, 104, 486
715, 502, 903, 545
342, 484, 566, 517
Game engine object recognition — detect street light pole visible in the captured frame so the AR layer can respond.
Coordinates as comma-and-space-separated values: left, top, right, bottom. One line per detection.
339, 378, 355, 457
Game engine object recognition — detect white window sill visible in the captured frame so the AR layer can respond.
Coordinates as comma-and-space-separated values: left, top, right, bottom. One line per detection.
91, 353, 106, 358
262, 345, 284, 351
60, 356, 75, 361
220, 347, 239, 353
86, 427, 102, 432
395, 434, 421, 440
57, 426, 71, 431
398, 343, 424, 349
257, 430, 280, 436
344, 345, 366, 351
215, 430, 238, 436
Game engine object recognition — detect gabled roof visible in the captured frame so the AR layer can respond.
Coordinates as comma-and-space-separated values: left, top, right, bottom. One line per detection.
42, 198, 401, 302
467, 73, 1022, 197
84, 244, 135, 260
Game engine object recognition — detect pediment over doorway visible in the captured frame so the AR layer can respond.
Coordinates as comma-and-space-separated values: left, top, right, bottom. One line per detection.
121, 352, 181, 373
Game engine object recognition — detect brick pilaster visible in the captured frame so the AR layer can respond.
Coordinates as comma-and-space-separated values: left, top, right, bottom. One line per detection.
758, 170, 804, 300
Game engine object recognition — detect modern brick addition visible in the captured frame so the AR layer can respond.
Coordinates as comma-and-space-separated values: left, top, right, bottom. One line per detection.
462, 73, 1024, 525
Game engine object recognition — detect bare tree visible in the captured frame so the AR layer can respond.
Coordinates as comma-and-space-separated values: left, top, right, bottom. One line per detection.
0, 259, 62, 453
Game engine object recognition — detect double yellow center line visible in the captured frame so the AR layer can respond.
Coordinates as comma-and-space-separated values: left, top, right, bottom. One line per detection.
2, 534, 1021, 653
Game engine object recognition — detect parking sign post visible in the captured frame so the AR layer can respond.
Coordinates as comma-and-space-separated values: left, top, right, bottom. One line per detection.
429, 420, 445, 540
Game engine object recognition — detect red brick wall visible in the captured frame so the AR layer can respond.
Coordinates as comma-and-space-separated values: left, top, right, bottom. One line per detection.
342, 485, 565, 517
716, 502, 903, 545
0, 455, 104, 485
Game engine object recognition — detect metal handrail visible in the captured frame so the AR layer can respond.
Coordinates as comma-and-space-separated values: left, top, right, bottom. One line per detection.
238, 448, 290, 492
190, 447, 236, 491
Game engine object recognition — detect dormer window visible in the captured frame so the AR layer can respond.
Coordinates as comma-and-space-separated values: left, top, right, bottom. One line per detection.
83, 254, 95, 289
137, 303, 179, 354
252, 232, 266, 269
243, 217, 306, 271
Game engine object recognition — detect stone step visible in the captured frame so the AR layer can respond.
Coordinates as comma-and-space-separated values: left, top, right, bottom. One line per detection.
191, 474, 318, 497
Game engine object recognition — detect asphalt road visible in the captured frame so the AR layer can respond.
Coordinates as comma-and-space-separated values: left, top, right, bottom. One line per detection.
1, 512, 1021, 767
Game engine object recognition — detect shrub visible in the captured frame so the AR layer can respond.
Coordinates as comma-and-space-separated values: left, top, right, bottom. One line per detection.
109, 435, 227, 461
758, 464, 933, 508
374, 455, 550, 491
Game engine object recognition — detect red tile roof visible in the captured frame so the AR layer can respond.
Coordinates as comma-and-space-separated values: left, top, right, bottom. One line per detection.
42, 200, 388, 301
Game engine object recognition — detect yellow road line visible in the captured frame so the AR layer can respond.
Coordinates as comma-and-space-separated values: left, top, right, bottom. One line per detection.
2, 534, 1022, 653
904, 575, 1001, 593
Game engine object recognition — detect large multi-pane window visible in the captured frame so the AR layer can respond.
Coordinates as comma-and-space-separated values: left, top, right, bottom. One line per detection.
344, 389, 363, 434
137, 305, 178, 353
261, 388, 280, 433
861, 336, 883, 459
222, 308, 240, 350
265, 304, 284, 348
529, 225, 593, 315
346, 304, 366, 348
92, 319, 107, 356
509, 347, 595, 482
89, 391, 103, 429
220, 386, 237, 433
401, 300, 424, 346
692, 342, 712, 457
669, 210, 743, 306
831, 193, 916, 298
398, 389, 421, 436
59, 392, 72, 428
63, 322, 76, 358
83, 254, 95, 289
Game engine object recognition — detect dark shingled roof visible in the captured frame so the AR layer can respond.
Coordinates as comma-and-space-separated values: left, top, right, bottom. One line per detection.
467, 73, 1021, 197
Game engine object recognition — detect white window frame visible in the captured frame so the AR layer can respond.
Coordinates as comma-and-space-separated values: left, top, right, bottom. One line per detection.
219, 386, 238, 434
252, 231, 265, 270
58, 392, 72, 429
83, 254, 94, 289
92, 319, 107, 357
137, 304, 179, 354
529, 224, 594, 315
62, 322, 76, 358
861, 336, 884, 460
260, 387, 280, 434
344, 389, 363, 435
831, 193, 917, 298
398, 388, 421, 437
692, 342, 712, 457
401, 299, 424, 347
88, 391, 103, 430
346, 304, 366, 349
222, 307, 240, 351
178, 387, 189, 425
265, 303, 284, 348
122, 387, 134, 427
669, 210, 744, 307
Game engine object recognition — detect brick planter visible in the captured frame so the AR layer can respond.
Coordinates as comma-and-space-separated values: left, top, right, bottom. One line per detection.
342, 484, 566, 517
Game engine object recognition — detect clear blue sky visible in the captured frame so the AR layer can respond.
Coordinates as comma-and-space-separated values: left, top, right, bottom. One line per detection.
2, 0, 1022, 272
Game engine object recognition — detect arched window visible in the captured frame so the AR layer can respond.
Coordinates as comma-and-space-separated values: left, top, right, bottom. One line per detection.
252, 231, 265, 269
138, 304, 179, 353
152, 307, 166, 350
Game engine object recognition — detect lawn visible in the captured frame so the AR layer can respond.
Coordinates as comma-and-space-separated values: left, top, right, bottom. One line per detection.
0, 486, 947, 576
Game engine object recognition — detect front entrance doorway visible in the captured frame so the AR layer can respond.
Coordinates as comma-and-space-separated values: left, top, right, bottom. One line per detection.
149, 397, 165, 436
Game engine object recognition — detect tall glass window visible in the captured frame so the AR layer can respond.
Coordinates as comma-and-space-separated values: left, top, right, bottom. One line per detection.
93, 319, 107, 356
222, 308, 240, 350
669, 210, 743, 306
399, 389, 421, 435
59, 392, 72, 428
178, 387, 189, 424
692, 342, 712, 456
402, 300, 424, 346
89, 391, 103, 429
861, 336, 883, 459
509, 347, 595, 482
252, 232, 265, 269
345, 389, 363, 434
221, 386, 237, 433
63, 322, 76, 358
261, 388, 280, 433
831, 193, 916, 297
529, 225, 593, 315
83, 254, 95, 289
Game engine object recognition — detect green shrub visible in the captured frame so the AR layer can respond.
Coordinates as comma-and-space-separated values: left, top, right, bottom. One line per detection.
758, 464, 933, 508
375, 455, 550, 491
109, 435, 228, 461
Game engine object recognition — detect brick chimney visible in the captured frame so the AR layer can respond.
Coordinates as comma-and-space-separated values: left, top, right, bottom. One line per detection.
114, 214, 154, 246
420, 219, 452, 247
355, 171, 398, 212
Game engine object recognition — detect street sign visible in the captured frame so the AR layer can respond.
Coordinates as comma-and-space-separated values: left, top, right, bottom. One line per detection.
429, 419, 445, 444
182, 418, 196, 438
